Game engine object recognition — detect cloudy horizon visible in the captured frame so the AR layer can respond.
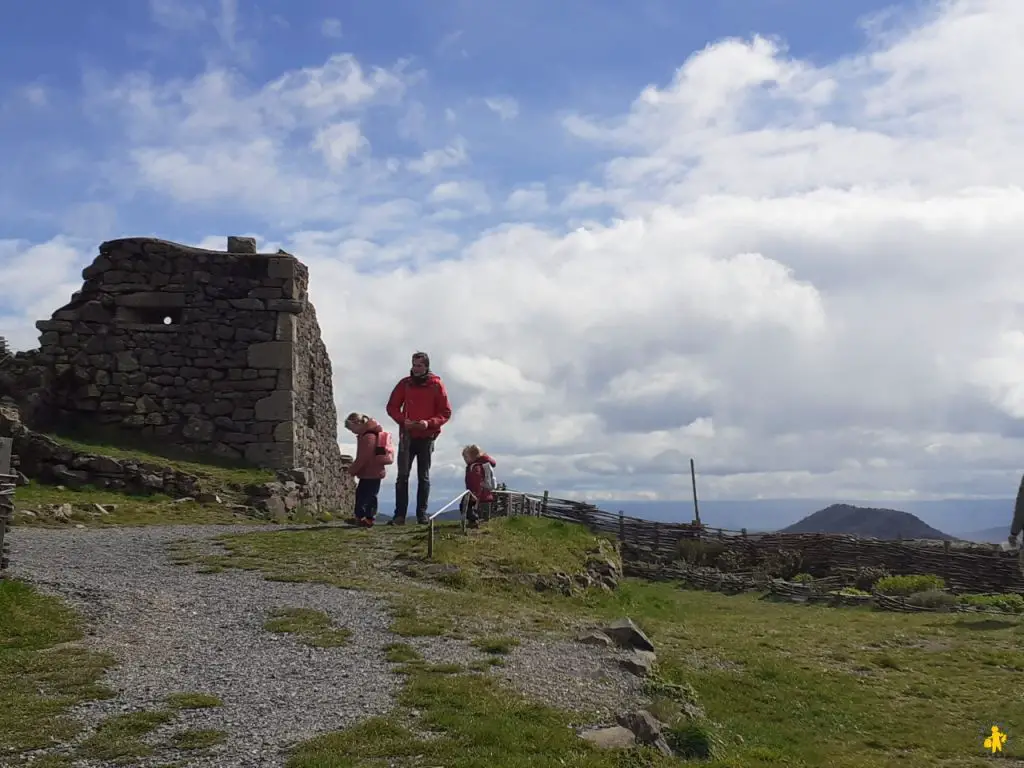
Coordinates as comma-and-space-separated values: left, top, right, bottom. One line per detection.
3, 0, 1024, 503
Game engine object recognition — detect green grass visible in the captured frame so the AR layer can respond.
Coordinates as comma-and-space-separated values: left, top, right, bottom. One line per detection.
288, 664, 674, 768
75, 710, 174, 761
0, 579, 116, 765
13, 482, 266, 527
472, 636, 521, 655
383, 642, 423, 663
263, 607, 353, 648
44, 432, 274, 488
198, 517, 1024, 767
165, 691, 224, 709
167, 728, 229, 750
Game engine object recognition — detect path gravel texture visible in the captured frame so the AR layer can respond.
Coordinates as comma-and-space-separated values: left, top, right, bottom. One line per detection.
9, 523, 645, 767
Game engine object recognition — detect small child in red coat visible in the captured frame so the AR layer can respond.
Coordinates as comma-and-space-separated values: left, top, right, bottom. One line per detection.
344, 412, 394, 527
462, 444, 497, 529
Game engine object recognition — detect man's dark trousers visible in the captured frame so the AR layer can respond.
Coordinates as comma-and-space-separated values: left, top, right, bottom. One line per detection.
394, 432, 435, 524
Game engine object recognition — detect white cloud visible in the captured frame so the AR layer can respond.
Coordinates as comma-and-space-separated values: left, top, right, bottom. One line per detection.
320, 17, 343, 39
505, 184, 548, 214
484, 96, 519, 120
8, 0, 1024, 504
407, 138, 469, 174
311, 121, 368, 171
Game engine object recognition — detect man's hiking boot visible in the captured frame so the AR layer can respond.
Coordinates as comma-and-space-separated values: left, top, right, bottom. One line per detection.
416, 514, 428, 525
387, 516, 406, 526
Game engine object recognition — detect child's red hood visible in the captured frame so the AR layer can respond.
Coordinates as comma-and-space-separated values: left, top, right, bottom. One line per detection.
474, 454, 496, 467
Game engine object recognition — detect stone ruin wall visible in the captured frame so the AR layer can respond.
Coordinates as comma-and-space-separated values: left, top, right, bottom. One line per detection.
6, 235, 351, 512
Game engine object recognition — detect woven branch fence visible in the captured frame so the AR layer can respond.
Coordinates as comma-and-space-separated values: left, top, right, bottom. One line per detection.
498, 490, 1024, 595
0, 437, 14, 577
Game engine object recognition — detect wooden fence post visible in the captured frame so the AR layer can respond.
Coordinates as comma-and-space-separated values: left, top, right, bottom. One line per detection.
0, 437, 14, 576
618, 510, 625, 543
654, 522, 661, 556
427, 519, 435, 559
541, 490, 549, 518
690, 458, 701, 525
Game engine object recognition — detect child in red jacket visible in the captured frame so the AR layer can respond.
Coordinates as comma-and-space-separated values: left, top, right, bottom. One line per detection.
462, 444, 497, 529
344, 413, 394, 527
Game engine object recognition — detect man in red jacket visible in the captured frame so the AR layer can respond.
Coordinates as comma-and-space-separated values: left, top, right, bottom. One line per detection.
385, 351, 453, 525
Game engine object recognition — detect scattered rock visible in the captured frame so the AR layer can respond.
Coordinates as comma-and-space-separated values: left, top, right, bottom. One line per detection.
603, 617, 655, 652
579, 725, 636, 750
620, 650, 657, 678
617, 710, 672, 756
577, 631, 613, 647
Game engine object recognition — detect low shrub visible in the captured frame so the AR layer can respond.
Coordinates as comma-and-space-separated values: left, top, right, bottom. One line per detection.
873, 574, 945, 596
835, 587, 870, 597
906, 589, 958, 610
854, 566, 891, 592
960, 593, 1024, 614
791, 573, 815, 584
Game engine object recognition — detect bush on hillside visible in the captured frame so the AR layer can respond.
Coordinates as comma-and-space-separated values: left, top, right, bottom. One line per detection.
754, 547, 804, 580
906, 589, 958, 610
853, 566, 891, 592
960, 593, 1024, 614
791, 573, 815, 583
873, 574, 945, 596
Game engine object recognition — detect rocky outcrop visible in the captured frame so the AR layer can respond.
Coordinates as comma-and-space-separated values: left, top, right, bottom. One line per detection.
532, 539, 621, 595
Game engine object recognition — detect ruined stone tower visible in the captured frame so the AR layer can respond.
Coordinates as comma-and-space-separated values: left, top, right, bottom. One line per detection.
24, 236, 350, 511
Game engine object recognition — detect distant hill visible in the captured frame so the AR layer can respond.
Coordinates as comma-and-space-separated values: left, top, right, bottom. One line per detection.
778, 503, 955, 540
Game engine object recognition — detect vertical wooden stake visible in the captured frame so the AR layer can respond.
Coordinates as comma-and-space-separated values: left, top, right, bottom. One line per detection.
541, 490, 549, 518
690, 457, 701, 526
618, 510, 625, 543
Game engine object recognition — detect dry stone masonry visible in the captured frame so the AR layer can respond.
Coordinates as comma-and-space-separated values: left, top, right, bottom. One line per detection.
0, 236, 352, 513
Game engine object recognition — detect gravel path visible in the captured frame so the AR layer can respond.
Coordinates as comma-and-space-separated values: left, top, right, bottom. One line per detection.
9, 523, 645, 767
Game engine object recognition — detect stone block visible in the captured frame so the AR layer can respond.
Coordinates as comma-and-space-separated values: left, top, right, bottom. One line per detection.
245, 441, 295, 468
254, 390, 295, 421
114, 292, 187, 308
267, 256, 295, 280
227, 236, 258, 254
275, 314, 297, 342
247, 341, 293, 369
273, 421, 295, 442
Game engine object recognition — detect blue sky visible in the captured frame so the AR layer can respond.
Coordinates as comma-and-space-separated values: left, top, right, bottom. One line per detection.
1, 0, 899, 245
4, 1, 1024, 505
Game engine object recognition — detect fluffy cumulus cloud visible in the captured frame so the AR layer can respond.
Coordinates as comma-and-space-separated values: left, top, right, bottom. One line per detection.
4, 0, 1024, 503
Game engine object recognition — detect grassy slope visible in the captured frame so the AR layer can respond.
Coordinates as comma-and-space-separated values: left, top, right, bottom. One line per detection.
0, 579, 116, 766
189, 517, 1024, 768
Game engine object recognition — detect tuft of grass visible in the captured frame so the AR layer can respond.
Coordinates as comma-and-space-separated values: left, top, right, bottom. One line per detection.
471, 636, 521, 655
167, 728, 229, 750
390, 602, 452, 637
383, 642, 422, 664
75, 710, 174, 761
263, 607, 352, 648
165, 692, 223, 710
0, 579, 116, 760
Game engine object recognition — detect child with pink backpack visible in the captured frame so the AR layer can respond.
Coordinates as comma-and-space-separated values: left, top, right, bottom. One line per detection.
344, 412, 395, 527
